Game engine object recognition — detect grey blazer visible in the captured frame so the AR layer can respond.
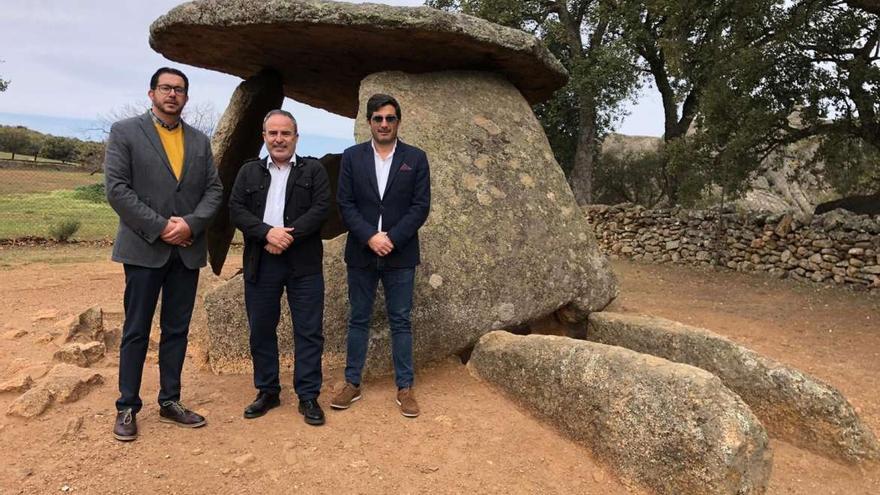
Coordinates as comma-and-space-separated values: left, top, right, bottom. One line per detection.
104, 112, 223, 269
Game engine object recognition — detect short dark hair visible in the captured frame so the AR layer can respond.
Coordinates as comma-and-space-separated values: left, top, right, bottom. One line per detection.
150, 67, 189, 91
366, 94, 401, 122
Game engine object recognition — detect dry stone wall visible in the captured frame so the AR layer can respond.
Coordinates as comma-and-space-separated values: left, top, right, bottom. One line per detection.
585, 204, 880, 291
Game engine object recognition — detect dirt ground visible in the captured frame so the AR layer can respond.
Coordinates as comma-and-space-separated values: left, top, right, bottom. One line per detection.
0, 245, 878, 494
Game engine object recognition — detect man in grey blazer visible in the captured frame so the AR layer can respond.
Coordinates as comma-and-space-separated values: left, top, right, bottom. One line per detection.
104, 67, 222, 441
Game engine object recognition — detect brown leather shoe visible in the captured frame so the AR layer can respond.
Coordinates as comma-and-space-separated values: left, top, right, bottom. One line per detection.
330, 382, 362, 410
396, 388, 420, 418
113, 408, 137, 441
159, 401, 206, 428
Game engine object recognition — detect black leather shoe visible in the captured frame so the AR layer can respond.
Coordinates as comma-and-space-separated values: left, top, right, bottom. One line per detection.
159, 401, 206, 428
113, 408, 137, 441
298, 399, 325, 426
244, 391, 281, 419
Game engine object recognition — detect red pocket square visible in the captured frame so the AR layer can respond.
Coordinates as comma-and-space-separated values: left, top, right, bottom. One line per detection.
400, 163, 413, 171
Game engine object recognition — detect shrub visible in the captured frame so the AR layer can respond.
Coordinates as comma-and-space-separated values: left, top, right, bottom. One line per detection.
72, 183, 106, 203
49, 219, 81, 242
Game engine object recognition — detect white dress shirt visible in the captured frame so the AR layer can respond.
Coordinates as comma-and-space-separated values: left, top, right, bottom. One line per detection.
373, 140, 396, 231
262, 157, 293, 227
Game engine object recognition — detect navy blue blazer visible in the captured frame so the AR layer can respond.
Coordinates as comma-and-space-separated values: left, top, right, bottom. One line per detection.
337, 140, 431, 268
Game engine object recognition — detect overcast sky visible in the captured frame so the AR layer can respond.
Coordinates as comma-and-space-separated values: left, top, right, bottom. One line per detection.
0, 0, 663, 142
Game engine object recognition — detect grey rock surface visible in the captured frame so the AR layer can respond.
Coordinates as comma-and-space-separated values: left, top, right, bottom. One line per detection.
204, 71, 617, 375
149, 0, 567, 117
53, 342, 106, 368
468, 331, 772, 495
58, 306, 104, 344
587, 311, 880, 463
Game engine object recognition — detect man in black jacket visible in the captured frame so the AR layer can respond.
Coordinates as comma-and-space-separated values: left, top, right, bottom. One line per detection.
229, 109, 330, 425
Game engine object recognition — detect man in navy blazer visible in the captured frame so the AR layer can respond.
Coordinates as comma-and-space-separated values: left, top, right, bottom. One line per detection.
331, 94, 431, 417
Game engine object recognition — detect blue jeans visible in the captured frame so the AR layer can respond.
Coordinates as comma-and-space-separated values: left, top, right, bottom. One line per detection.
344, 261, 415, 389
244, 253, 324, 400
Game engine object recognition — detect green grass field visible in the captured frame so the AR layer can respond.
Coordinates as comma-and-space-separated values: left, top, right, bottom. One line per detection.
0, 189, 117, 240
0, 168, 115, 240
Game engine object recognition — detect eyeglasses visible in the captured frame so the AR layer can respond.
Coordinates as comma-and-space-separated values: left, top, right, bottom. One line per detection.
155, 84, 187, 96
371, 115, 398, 124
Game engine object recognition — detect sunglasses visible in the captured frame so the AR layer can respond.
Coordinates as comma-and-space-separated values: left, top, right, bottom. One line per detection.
371, 115, 398, 124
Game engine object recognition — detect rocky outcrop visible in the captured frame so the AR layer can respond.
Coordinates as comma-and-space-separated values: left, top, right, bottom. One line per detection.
7, 365, 103, 418
468, 331, 772, 495
587, 312, 880, 464
53, 342, 106, 368
57, 306, 104, 343
149, 0, 567, 118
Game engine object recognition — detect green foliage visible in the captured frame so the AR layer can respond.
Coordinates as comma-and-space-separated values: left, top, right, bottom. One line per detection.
0, 126, 35, 159
41, 136, 79, 162
48, 219, 81, 242
0, 58, 8, 92
427, 0, 641, 202
594, 149, 666, 206
0, 125, 103, 167
72, 183, 106, 204
0, 189, 117, 240
73, 141, 105, 169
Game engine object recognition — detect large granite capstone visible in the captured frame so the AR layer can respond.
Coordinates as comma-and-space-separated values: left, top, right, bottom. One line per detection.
203, 71, 618, 374
149, 0, 568, 117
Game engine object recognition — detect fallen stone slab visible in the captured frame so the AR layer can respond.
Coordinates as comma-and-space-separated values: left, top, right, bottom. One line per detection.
53, 342, 106, 368
587, 312, 880, 464
468, 331, 772, 495
6, 364, 103, 418
57, 306, 104, 343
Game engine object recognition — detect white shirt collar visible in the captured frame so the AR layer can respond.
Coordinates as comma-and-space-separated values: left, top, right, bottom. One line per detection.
371, 139, 397, 159
266, 155, 295, 170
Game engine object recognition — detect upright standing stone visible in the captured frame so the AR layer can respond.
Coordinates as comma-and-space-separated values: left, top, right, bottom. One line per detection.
207, 70, 284, 274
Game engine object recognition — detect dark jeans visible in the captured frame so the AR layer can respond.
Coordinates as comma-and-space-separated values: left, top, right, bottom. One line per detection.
344, 260, 415, 389
244, 252, 324, 400
116, 251, 198, 413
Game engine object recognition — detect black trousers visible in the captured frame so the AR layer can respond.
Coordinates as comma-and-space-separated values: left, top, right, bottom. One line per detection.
245, 252, 324, 400
116, 251, 199, 413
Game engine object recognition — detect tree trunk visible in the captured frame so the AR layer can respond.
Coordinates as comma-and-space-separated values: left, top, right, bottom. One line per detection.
569, 102, 598, 205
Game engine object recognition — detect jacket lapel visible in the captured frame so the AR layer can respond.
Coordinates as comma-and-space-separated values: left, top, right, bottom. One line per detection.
138, 112, 176, 180
382, 141, 407, 197
179, 121, 196, 183
363, 142, 381, 200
